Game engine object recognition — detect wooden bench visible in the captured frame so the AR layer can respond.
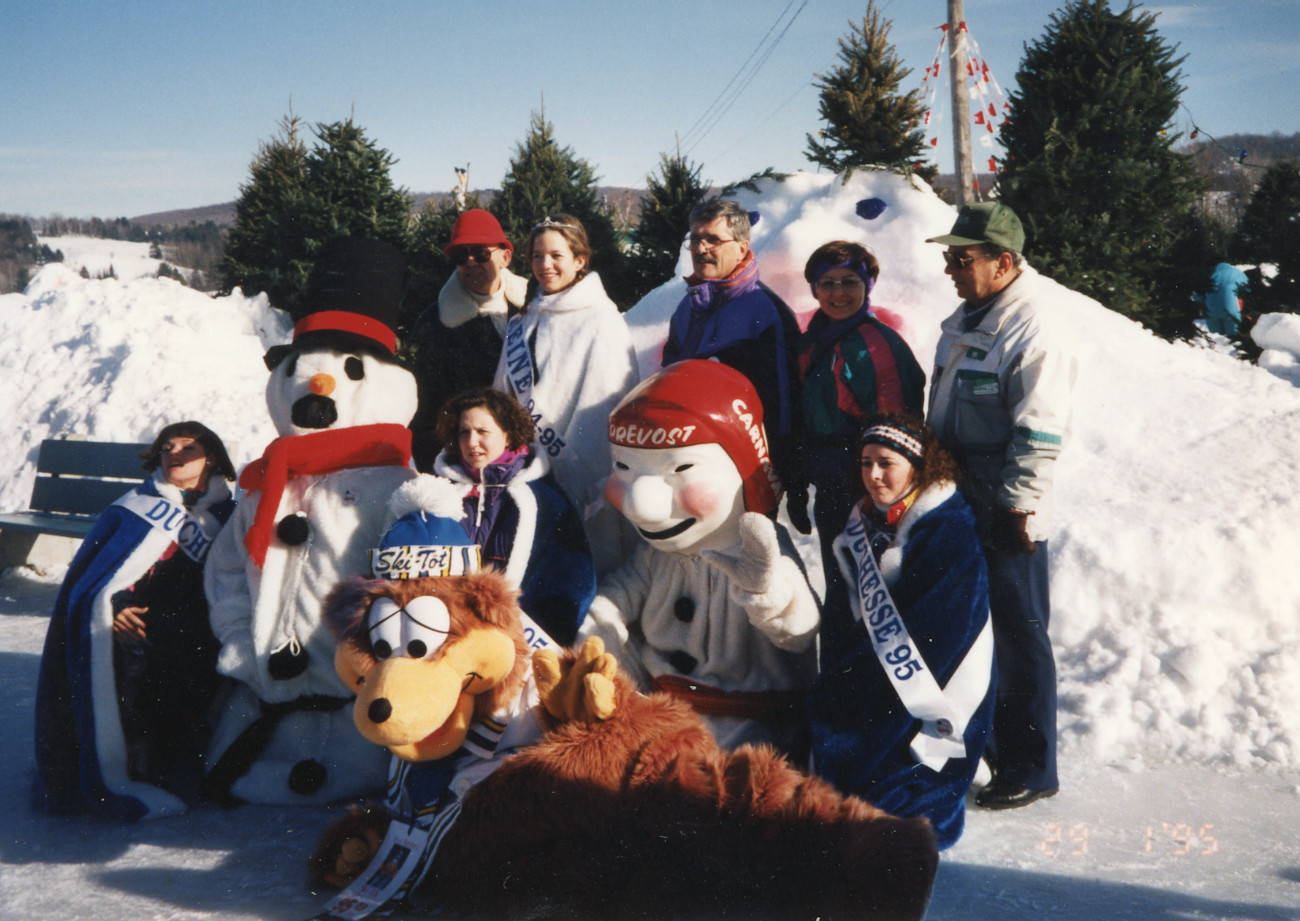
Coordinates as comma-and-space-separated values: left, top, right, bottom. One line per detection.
0, 438, 152, 540
0, 439, 151, 570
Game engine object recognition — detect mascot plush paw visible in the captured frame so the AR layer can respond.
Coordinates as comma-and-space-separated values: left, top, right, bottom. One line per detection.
310, 569, 937, 921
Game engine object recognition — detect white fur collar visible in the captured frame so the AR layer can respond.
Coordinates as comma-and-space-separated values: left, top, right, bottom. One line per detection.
428, 451, 549, 588
148, 468, 233, 523
529, 271, 617, 315
878, 480, 957, 586
432, 447, 551, 487
438, 269, 527, 329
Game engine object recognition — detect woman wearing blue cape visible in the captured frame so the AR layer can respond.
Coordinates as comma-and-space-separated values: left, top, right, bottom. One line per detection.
809, 414, 995, 849
34, 421, 237, 820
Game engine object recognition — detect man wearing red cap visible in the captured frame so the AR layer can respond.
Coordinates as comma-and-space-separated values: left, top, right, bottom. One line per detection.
580, 360, 818, 756
410, 209, 527, 469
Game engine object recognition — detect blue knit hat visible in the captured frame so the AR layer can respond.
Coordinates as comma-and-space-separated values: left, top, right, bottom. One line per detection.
370, 476, 480, 580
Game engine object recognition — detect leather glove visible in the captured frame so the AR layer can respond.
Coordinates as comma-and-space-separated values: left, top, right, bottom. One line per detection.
990, 507, 1037, 556
784, 480, 812, 535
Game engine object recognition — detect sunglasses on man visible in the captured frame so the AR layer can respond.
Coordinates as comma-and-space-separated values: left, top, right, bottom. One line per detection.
450, 246, 500, 266
942, 251, 992, 271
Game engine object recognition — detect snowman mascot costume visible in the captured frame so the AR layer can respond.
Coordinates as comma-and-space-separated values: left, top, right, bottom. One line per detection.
202, 237, 417, 806
579, 359, 819, 756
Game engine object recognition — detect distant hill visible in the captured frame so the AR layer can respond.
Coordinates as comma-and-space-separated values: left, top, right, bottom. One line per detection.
131, 202, 236, 227
132, 186, 647, 230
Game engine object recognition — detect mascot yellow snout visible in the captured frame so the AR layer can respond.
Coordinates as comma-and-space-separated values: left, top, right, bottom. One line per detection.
327, 573, 531, 763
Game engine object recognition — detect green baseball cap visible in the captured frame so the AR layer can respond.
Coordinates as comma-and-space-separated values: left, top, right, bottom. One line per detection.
926, 201, 1025, 253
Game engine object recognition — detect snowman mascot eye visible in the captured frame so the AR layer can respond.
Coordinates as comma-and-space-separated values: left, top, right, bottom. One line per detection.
367, 595, 452, 661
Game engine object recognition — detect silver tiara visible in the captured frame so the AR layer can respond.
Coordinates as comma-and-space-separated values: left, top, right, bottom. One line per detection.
532, 216, 577, 232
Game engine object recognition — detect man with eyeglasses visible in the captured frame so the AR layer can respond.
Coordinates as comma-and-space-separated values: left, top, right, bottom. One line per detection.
925, 201, 1077, 811
409, 209, 527, 470
661, 198, 809, 533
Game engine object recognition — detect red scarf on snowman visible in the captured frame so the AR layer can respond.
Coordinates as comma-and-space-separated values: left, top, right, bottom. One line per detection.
239, 423, 412, 567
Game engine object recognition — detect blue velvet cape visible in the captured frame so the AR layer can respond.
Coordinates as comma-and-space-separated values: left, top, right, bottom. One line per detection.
33, 475, 234, 820
809, 488, 994, 849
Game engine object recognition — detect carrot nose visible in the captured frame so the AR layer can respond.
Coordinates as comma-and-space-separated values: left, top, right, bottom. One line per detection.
309, 373, 336, 397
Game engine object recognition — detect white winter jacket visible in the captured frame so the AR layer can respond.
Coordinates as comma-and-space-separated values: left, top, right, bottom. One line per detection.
493, 271, 639, 573
928, 267, 1077, 540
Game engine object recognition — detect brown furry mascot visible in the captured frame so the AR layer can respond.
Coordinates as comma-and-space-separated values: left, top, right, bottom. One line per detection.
306, 567, 935, 920
309, 485, 936, 920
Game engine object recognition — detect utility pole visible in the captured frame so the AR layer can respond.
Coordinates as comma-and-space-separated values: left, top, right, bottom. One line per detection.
948, 0, 975, 205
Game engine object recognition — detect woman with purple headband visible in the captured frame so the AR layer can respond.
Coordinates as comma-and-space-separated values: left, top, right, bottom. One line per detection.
796, 240, 925, 595
808, 413, 994, 849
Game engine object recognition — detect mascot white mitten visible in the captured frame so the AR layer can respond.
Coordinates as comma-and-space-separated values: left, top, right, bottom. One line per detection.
579, 359, 819, 754
202, 237, 417, 806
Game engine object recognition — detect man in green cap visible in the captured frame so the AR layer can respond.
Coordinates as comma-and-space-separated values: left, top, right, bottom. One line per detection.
925, 202, 1077, 810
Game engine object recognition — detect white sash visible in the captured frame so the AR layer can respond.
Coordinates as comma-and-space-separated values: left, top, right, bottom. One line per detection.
502, 315, 567, 459
313, 613, 560, 919
113, 491, 219, 563
837, 506, 993, 772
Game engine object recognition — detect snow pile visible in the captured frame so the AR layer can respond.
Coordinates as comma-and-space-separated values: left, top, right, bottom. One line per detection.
5, 170, 1300, 773
0, 260, 288, 512
1252, 312, 1300, 385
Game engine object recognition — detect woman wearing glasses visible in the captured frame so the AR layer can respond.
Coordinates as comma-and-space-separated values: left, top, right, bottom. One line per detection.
797, 240, 925, 594
410, 209, 527, 470
493, 213, 638, 574
809, 415, 994, 850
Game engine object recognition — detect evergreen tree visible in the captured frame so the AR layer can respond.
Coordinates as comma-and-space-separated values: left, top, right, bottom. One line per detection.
221, 115, 412, 316
805, 1, 936, 181
996, 0, 1202, 329
1232, 159, 1300, 316
299, 119, 413, 247
491, 110, 632, 307
220, 114, 310, 311
629, 150, 709, 299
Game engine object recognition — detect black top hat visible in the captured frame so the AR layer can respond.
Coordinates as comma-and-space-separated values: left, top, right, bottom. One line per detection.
292, 236, 407, 357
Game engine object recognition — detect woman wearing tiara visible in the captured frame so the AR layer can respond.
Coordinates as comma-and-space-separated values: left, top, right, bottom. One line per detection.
493, 213, 639, 574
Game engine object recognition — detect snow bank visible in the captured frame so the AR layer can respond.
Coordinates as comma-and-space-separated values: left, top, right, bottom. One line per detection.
4, 170, 1300, 774
0, 261, 288, 512
1252, 312, 1300, 385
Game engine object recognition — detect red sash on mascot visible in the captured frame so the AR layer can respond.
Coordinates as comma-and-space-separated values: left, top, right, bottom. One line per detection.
240, 424, 412, 568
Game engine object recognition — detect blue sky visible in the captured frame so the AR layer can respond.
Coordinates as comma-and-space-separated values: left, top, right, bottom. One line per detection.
1, 0, 1296, 219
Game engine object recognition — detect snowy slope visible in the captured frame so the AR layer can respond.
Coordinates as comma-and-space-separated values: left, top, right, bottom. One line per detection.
37, 234, 171, 282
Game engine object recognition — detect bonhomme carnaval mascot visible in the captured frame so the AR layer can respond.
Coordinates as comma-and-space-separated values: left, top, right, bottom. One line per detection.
308, 483, 938, 920
202, 237, 417, 806
578, 359, 819, 754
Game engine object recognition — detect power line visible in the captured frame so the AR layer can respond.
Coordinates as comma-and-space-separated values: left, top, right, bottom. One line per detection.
710, 82, 813, 163
679, 0, 809, 155
678, 0, 796, 149
1181, 104, 1267, 171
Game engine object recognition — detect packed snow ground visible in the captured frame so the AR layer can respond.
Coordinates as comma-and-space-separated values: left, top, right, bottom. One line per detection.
2, 172, 1299, 919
